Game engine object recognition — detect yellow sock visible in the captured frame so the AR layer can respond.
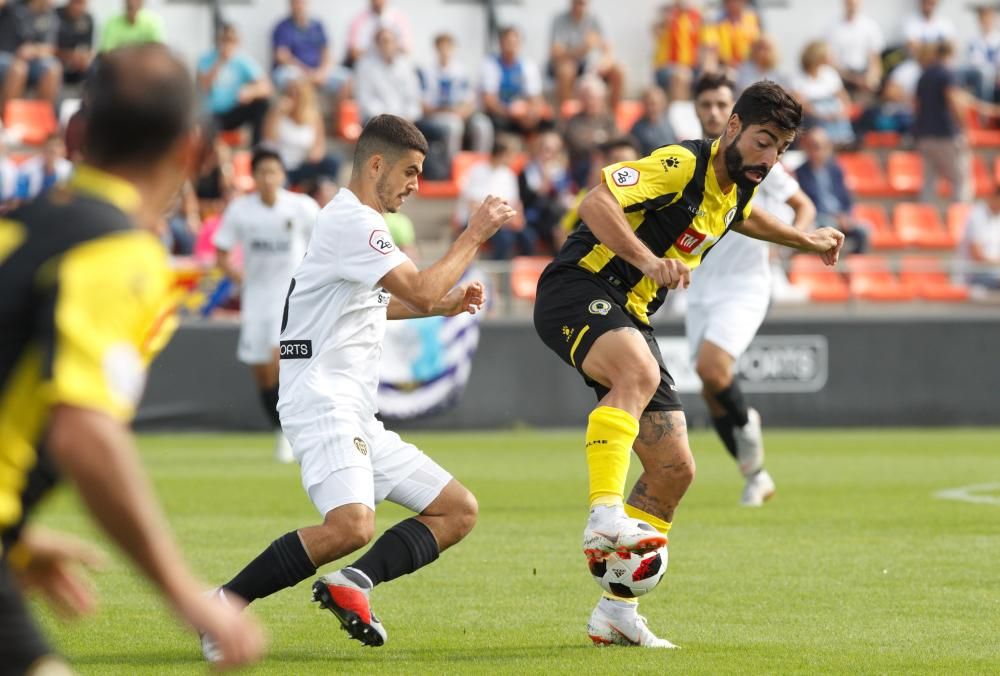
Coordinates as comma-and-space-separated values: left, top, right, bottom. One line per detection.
624, 504, 672, 536
586, 406, 640, 508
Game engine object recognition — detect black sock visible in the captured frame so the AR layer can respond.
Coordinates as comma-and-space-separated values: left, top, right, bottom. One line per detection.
348, 518, 439, 588
258, 386, 280, 428
714, 382, 750, 428
223, 531, 315, 604
712, 414, 739, 460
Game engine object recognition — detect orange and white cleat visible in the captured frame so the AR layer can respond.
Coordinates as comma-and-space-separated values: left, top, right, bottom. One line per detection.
311, 571, 387, 647
582, 507, 668, 562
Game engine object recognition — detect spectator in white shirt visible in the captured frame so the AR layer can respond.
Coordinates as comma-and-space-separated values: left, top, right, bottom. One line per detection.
17, 132, 72, 200
827, 0, 884, 99
421, 33, 492, 161
959, 189, 1000, 289
457, 136, 529, 259
792, 40, 855, 147
903, 0, 955, 51
960, 4, 1000, 103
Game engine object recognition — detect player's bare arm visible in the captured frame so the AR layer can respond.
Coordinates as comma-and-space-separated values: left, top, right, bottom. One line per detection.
380, 195, 514, 314
387, 280, 486, 320
732, 207, 844, 265
47, 405, 266, 670
578, 182, 691, 289
786, 189, 816, 231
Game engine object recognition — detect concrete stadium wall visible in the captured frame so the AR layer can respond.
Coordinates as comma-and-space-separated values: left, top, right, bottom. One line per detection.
87, 0, 983, 95
136, 316, 1000, 431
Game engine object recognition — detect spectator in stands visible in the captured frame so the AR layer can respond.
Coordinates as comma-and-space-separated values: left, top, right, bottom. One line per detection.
98, 0, 163, 52
958, 187, 1000, 290
271, 0, 350, 98
960, 4, 1000, 104
903, 0, 954, 51
421, 33, 493, 162
356, 27, 450, 178
197, 23, 272, 146
17, 131, 71, 200
796, 127, 870, 254
914, 40, 972, 203
564, 75, 618, 186
518, 128, 573, 253
0, 134, 19, 208
162, 181, 200, 256
652, 0, 703, 91
384, 211, 419, 258
735, 34, 783, 94
481, 26, 545, 136
263, 76, 341, 190
700, 0, 760, 75
630, 85, 676, 155
0, 0, 62, 110
346, 0, 412, 67
549, 0, 624, 113
458, 136, 529, 260
792, 40, 855, 147
667, 65, 701, 140
56, 0, 92, 85
194, 131, 235, 216
828, 0, 884, 101
861, 43, 929, 136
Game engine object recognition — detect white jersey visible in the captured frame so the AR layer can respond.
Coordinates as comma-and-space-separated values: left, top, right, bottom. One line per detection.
278, 188, 410, 419
687, 162, 800, 302
213, 189, 319, 321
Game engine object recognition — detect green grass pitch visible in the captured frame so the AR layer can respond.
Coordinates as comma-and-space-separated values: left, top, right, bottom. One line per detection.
31, 428, 1000, 674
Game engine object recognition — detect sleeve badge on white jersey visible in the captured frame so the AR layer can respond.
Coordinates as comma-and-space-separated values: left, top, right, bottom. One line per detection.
369, 229, 396, 255
612, 166, 639, 187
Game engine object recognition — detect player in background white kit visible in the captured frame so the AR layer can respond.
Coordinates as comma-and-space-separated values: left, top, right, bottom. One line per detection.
202, 115, 515, 659
687, 74, 816, 506
213, 147, 320, 462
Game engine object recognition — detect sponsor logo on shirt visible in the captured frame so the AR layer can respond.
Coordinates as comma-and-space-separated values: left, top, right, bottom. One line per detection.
660, 157, 680, 172
612, 166, 639, 187
377, 290, 391, 305
673, 227, 707, 254
279, 339, 313, 359
724, 206, 738, 227
369, 229, 396, 255
249, 239, 291, 253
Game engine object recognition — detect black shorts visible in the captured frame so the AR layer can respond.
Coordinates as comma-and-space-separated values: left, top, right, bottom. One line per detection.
533, 265, 682, 412
0, 561, 53, 675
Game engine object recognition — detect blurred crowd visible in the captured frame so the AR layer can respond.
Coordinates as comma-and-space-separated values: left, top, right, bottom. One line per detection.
0, 0, 998, 290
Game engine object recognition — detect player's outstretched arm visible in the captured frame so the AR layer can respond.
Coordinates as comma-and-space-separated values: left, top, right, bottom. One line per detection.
732, 207, 844, 266
381, 195, 514, 314
46, 405, 266, 670
387, 280, 486, 320
579, 182, 691, 289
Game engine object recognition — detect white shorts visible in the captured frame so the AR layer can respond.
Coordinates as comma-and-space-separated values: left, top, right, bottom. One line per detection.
282, 409, 453, 516
685, 293, 769, 361
237, 317, 280, 364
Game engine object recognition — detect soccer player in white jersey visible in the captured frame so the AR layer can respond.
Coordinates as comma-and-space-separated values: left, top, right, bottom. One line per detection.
213, 147, 320, 462
686, 74, 816, 506
202, 115, 515, 658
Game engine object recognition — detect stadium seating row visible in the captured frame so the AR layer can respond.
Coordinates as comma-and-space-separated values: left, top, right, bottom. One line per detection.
853, 201, 969, 250
838, 151, 996, 200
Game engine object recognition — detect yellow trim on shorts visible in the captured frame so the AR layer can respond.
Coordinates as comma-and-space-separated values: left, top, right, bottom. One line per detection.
569, 325, 591, 367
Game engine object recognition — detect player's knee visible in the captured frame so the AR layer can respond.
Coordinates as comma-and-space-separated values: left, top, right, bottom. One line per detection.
696, 358, 731, 392
327, 511, 375, 552
453, 490, 478, 539
630, 360, 661, 402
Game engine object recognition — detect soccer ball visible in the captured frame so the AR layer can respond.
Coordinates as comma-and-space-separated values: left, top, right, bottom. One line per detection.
588, 546, 668, 598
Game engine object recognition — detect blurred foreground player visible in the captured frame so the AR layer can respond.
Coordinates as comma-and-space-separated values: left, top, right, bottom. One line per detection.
213, 147, 320, 463
533, 81, 843, 647
688, 73, 816, 506
203, 115, 515, 659
0, 44, 264, 673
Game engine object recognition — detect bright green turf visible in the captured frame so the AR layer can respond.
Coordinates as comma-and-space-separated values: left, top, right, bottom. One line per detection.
30, 428, 1000, 675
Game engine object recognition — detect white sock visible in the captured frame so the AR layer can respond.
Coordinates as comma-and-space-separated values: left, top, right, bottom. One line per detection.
589, 504, 625, 524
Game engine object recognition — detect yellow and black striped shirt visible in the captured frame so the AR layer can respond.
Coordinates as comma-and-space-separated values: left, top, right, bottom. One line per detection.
554, 139, 756, 323
0, 166, 177, 551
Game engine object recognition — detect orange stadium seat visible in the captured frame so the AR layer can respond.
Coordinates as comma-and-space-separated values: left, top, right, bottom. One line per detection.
788, 256, 850, 302
419, 151, 487, 199
936, 155, 994, 198
510, 256, 552, 301
898, 255, 970, 302
862, 131, 902, 148
337, 100, 362, 141
3, 99, 57, 146
217, 129, 245, 147
560, 99, 583, 118
886, 151, 922, 197
232, 150, 255, 192
966, 107, 1000, 147
946, 202, 971, 243
837, 152, 890, 197
615, 100, 645, 132
852, 203, 902, 250
845, 255, 915, 302
893, 203, 955, 249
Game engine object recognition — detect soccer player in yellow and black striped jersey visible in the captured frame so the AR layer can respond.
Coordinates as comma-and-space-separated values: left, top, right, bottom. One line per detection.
533, 81, 845, 648
0, 44, 263, 673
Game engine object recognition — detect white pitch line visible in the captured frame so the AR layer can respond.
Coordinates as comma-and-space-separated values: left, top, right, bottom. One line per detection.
934, 483, 1000, 506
